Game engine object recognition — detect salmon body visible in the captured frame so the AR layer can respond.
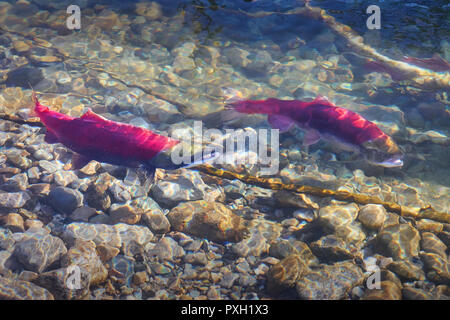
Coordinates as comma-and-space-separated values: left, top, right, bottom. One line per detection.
32, 93, 181, 171
227, 96, 403, 167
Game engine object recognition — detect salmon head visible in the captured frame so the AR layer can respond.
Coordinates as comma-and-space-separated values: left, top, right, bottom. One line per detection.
361, 135, 404, 168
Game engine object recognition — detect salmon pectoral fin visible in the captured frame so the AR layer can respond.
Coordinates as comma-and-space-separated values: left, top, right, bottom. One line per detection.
267, 115, 295, 133
44, 130, 59, 144
71, 153, 92, 170
303, 129, 321, 146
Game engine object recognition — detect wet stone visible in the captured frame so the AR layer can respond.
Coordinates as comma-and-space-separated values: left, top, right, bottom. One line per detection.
0, 276, 54, 300
295, 261, 364, 300
140, 198, 170, 234
0, 192, 31, 209
109, 202, 142, 225
3, 213, 25, 233
151, 171, 208, 207
85, 173, 113, 211
358, 204, 386, 230
377, 224, 420, 260
420, 252, 450, 285
269, 240, 319, 266
420, 232, 447, 259
0, 173, 28, 192
168, 200, 248, 243
33, 149, 53, 161
38, 160, 62, 174
13, 228, 67, 273
387, 258, 425, 281
147, 237, 185, 262
47, 187, 83, 214
36, 266, 91, 300
318, 203, 359, 232
232, 220, 281, 258
266, 254, 307, 295
183, 252, 208, 266
96, 244, 120, 263
53, 171, 78, 187
63, 222, 153, 252
0, 227, 15, 251
402, 287, 434, 300
70, 206, 97, 222
220, 272, 240, 289
4, 149, 32, 169
310, 235, 355, 262
416, 219, 443, 233
362, 281, 402, 300
61, 239, 107, 286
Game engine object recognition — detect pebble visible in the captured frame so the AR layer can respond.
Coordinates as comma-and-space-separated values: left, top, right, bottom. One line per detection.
147, 237, 185, 262
318, 203, 359, 232
387, 259, 425, 281
47, 186, 83, 214
357, 204, 386, 230
151, 170, 208, 207
0, 276, 54, 300
61, 239, 108, 286
266, 255, 307, 294
0, 173, 28, 192
96, 244, 120, 263
0, 192, 31, 209
13, 228, 67, 273
310, 235, 355, 262
3, 213, 25, 233
70, 206, 97, 222
295, 261, 364, 300
362, 280, 402, 300
63, 222, 153, 252
377, 223, 420, 260
168, 200, 247, 242
420, 232, 447, 259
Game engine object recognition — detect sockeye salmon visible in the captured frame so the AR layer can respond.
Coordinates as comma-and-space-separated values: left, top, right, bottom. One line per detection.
225, 92, 404, 168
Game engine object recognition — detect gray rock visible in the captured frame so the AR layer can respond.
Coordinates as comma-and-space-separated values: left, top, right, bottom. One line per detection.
38, 160, 62, 173
220, 272, 240, 289
35, 266, 91, 300
147, 237, 185, 262
0, 276, 54, 300
4, 149, 31, 169
151, 170, 208, 207
318, 203, 359, 232
140, 198, 171, 234
0, 173, 28, 192
53, 171, 78, 187
13, 228, 67, 273
63, 222, 153, 253
61, 239, 107, 286
0, 191, 31, 209
47, 186, 83, 214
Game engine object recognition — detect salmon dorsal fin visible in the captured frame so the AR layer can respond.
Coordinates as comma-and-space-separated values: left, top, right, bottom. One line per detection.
311, 95, 336, 107
81, 109, 109, 123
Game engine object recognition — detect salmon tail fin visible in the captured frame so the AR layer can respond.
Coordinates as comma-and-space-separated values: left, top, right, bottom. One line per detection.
220, 87, 248, 122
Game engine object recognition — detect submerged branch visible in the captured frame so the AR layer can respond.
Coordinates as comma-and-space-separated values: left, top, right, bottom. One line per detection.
234, 4, 450, 90
195, 164, 450, 224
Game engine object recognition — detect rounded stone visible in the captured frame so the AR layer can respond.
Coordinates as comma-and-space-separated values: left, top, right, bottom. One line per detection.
47, 187, 83, 214
377, 224, 420, 260
358, 204, 386, 230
